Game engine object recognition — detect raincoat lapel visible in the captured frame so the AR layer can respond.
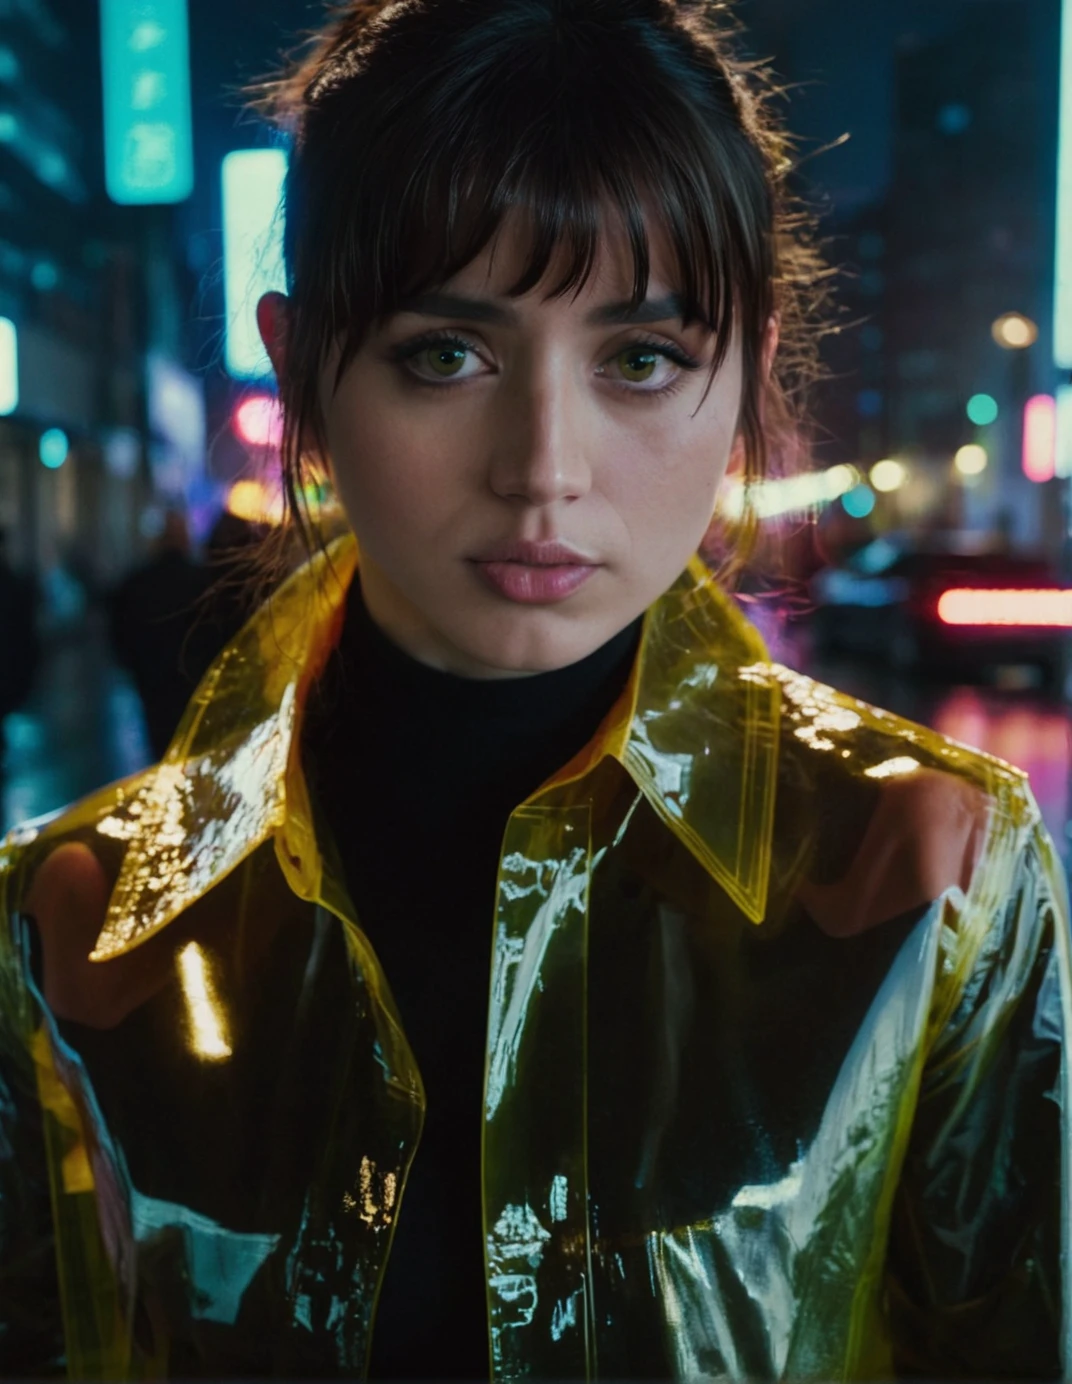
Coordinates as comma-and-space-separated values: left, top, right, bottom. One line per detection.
532, 554, 781, 923
621, 556, 780, 923
91, 540, 357, 960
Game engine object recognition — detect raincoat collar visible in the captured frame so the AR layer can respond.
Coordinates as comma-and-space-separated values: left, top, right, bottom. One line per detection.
91, 533, 780, 961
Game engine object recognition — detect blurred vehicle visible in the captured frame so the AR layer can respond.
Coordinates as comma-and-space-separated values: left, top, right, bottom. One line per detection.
809, 533, 1071, 686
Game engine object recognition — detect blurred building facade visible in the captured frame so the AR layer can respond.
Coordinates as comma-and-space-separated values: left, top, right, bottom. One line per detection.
884, 0, 1060, 549
0, 0, 204, 594
814, 202, 892, 473
762, 0, 1063, 556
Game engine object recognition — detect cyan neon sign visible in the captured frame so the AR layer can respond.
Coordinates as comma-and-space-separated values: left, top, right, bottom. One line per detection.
222, 149, 288, 379
1055, 0, 1072, 473
101, 0, 193, 205
0, 318, 16, 416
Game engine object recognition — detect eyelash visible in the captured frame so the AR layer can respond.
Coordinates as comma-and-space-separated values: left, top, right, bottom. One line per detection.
389, 329, 702, 397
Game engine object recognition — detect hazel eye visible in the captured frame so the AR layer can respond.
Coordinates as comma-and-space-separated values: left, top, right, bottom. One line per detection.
617, 347, 659, 383
424, 344, 469, 377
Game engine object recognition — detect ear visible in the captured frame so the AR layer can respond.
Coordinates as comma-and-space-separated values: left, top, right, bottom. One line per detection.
762, 312, 780, 382
256, 291, 291, 383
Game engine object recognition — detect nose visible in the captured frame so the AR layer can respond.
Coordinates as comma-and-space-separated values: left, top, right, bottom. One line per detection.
486, 370, 593, 507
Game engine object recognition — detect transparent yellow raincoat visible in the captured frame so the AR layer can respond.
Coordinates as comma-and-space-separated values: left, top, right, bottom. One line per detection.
0, 533, 1068, 1380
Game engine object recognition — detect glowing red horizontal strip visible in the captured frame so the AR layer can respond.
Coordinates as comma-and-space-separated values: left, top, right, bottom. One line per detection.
937, 587, 1072, 627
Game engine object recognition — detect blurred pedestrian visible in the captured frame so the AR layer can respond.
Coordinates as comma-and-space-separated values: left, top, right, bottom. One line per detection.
173, 509, 270, 685
107, 509, 211, 759
198, 510, 265, 635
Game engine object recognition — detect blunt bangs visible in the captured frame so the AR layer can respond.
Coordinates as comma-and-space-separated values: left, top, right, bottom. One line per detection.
329, 105, 755, 398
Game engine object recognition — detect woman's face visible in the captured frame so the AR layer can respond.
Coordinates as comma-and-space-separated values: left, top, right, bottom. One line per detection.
275, 214, 745, 678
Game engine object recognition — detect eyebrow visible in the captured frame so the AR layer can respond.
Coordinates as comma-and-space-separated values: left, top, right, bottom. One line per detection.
394, 290, 692, 327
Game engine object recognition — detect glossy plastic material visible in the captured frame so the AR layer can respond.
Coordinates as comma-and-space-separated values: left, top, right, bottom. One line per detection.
0, 533, 1068, 1379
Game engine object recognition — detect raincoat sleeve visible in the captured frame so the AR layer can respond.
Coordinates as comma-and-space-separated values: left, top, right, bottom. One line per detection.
0, 902, 64, 1374
886, 816, 1071, 1379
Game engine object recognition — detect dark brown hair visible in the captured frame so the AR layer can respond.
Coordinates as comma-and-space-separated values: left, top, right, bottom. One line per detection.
254, 0, 827, 569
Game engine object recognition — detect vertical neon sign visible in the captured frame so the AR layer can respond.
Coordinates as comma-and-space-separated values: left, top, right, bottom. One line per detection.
101, 0, 194, 205
1055, 0, 1072, 474
1023, 394, 1057, 482
222, 149, 288, 380
0, 318, 16, 416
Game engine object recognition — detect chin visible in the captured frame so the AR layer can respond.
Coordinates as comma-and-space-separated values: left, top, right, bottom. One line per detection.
456, 607, 623, 678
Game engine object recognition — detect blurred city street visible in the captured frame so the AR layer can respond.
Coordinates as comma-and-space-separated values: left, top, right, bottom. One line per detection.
1, 610, 150, 834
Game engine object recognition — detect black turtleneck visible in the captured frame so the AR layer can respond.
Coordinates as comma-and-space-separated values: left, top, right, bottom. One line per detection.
301, 578, 642, 1381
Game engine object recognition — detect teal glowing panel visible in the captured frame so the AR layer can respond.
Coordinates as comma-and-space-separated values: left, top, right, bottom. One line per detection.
0, 317, 16, 416
1057, 0, 1072, 368
1057, 384, 1072, 479
101, 0, 193, 205
222, 149, 288, 380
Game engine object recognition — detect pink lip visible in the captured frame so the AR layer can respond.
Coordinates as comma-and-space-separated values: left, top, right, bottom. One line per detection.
472, 538, 597, 566
472, 560, 599, 604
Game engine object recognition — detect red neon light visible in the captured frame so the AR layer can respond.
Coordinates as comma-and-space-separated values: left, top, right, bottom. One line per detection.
937, 587, 1072, 627
1022, 394, 1057, 483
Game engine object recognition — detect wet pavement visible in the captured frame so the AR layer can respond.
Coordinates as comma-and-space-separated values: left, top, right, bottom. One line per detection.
1, 610, 151, 835
3, 608, 1071, 862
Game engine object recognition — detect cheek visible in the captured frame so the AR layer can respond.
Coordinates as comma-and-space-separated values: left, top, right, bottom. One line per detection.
324, 387, 466, 531
601, 404, 735, 525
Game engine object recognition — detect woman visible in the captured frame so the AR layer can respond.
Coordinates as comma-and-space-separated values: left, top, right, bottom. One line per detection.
1, 0, 1068, 1378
